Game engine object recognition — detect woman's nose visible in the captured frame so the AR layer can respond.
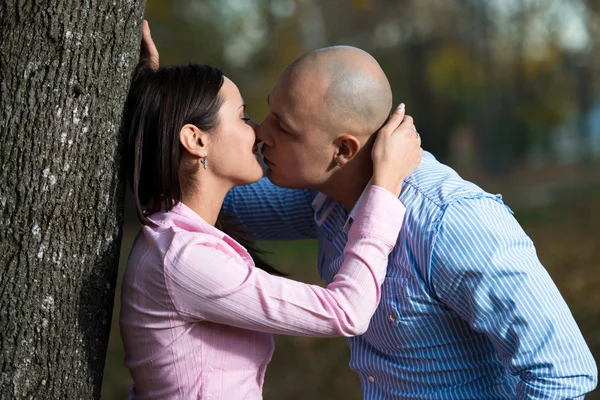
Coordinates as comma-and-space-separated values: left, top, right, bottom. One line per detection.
249, 119, 259, 130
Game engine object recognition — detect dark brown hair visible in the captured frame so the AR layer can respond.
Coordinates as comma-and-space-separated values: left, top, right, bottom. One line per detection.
123, 61, 283, 276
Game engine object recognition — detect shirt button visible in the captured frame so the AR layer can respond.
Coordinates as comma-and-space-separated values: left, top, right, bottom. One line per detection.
368, 376, 375, 383
389, 314, 397, 322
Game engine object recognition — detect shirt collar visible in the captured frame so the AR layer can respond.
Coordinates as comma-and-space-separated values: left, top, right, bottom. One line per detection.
146, 202, 226, 239
343, 178, 373, 234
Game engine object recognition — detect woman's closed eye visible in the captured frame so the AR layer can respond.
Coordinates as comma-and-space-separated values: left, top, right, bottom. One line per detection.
240, 103, 250, 122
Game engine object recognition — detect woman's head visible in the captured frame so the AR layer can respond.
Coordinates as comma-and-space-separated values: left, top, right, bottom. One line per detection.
124, 63, 263, 223
124, 62, 284, 276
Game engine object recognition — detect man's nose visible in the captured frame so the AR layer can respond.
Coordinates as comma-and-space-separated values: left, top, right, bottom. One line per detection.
257, 120, 273, 146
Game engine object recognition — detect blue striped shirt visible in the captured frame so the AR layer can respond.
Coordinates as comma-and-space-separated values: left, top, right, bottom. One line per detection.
223, 151, 597, 399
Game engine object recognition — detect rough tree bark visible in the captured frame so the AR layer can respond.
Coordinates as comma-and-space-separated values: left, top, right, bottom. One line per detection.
0, 1, 145, 398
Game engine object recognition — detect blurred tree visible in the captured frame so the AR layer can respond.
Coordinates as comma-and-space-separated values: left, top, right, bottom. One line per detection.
145, 0, 599, 172
0, 1, 144, 398
572, 0, 599, 162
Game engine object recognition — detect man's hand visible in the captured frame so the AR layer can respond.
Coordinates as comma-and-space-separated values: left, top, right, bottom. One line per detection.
141, 20, 159, 71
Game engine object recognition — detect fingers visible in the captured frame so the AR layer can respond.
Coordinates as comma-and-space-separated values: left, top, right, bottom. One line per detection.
142, 20, 152, 42
398, 115, 414, 131
411, 123, 421, 146
399, 113, 422, 167
400, 116, 419, 149
379, 103, 406, 137
415, 136, 424, 166
141, 19, 159, 71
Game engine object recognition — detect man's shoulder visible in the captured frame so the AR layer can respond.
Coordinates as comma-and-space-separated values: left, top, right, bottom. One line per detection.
401, 151, 493, 211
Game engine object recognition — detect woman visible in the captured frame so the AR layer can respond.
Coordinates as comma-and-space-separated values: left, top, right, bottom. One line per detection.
119, 58, 421, 399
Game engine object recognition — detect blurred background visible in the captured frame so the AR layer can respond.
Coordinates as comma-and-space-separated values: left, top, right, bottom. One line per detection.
102, 0, 600, 398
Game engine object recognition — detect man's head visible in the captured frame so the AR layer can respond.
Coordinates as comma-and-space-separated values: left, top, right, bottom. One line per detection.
259, 46, 392, 190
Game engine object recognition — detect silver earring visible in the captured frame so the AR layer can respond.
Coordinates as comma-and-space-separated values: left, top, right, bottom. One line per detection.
337, 162, 342, 167
202, 158, 208, 169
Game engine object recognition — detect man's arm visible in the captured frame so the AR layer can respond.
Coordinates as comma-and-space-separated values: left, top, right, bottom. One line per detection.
222, 177, 319, 240
431, 196, 597, 399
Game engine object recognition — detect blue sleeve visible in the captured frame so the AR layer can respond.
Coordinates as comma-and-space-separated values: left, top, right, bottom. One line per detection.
222, 177, 319, 240
430, 196, 597, 399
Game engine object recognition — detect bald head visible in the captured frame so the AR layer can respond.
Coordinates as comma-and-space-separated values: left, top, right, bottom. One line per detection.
282, 46, 392, 138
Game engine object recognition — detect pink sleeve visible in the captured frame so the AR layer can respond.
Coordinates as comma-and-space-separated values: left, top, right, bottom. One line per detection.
164, 185, 405, 337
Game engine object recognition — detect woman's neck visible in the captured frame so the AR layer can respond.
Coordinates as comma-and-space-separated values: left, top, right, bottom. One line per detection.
180, 175, 231, 226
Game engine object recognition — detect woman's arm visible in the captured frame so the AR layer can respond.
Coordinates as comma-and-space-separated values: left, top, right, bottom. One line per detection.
165, 185, 403, 337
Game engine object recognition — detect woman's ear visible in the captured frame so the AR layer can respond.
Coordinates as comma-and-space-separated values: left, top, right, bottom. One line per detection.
333, 134, 361, 166
179, 124, 208, 157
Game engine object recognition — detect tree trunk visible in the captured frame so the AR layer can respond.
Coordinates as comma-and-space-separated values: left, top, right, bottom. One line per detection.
0, 1, 145, 398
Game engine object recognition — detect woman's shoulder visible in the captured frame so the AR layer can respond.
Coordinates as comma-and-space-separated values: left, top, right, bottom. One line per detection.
162, 227, 246, 271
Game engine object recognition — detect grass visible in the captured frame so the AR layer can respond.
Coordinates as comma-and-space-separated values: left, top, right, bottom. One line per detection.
101, 190, 600, 399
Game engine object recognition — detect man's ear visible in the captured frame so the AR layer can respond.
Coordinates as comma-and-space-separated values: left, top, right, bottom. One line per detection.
333, 134, 361, 165
179, 124, 208, 157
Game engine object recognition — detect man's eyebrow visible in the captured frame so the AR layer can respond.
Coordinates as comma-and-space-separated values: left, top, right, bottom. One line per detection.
266, 94, 294, 132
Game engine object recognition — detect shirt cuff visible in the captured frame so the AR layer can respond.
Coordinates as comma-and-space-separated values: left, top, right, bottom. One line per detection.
349, 185, 406, 247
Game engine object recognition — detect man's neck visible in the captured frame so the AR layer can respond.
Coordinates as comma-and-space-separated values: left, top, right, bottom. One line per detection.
319, 158, 373, 213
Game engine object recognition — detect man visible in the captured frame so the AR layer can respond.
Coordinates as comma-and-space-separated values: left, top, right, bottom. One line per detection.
142, 23, 597, 399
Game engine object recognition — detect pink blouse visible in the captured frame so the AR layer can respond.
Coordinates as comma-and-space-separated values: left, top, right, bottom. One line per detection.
119, 185, 405, 399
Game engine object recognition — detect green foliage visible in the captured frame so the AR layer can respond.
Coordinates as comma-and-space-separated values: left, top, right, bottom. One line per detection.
141, 0, 599, 171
